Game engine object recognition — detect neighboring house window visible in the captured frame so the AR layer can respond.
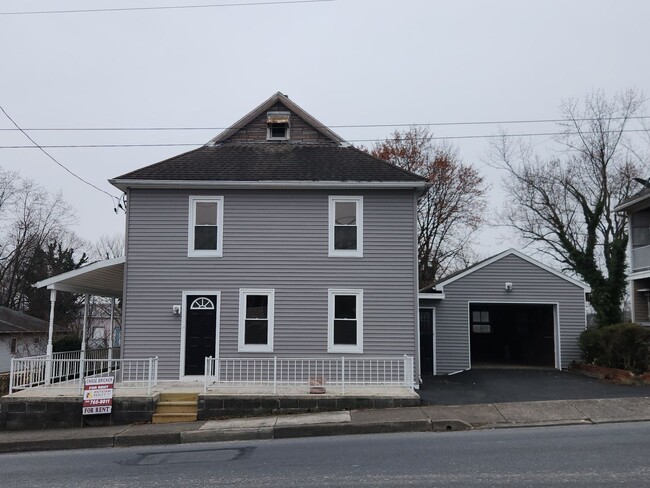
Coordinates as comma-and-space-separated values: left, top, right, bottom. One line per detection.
188, 196, 224, 257
10, 338, 17, 354
632, 226, 650, 247
267, 111, 290, 140
471, 310, 491, 334
328, 196, 363, 257
328, 289, 363, 353
238, 289, 275, 352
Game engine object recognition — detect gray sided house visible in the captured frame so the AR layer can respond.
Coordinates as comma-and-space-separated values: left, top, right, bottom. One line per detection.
419, 249, 590, 376
614, 183, 650, 326
108, 92, 428, 381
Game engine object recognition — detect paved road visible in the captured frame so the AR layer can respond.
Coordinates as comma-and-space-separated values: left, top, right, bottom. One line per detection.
419, 368, 650, 405
1, 422, 649, 487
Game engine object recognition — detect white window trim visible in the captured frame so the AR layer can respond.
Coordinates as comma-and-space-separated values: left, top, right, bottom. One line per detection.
328, 288, 363, 354
328, 196, 363, 257
188, 196, 224, 257
238, 288, 275, 353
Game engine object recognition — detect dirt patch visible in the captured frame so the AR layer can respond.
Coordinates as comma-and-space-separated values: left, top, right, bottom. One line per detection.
570, 363, 649, 385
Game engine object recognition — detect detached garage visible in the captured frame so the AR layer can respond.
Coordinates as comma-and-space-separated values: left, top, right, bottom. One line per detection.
419, 249, 590, 376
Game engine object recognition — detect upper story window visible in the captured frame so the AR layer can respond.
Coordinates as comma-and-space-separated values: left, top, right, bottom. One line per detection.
238, 289, 275, 352
632, 226, 650, 248
267, 111, 290, 140
328, 196, 363, 257
188, 196, 224, 257
328, 289, 363, 353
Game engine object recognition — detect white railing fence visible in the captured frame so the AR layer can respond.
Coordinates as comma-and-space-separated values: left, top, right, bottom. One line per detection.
9, 352, 157, 395
204, 355, 415, 393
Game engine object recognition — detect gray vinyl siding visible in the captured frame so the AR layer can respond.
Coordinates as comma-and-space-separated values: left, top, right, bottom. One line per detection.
123, 188, 418, 379
434, 254, 587, 374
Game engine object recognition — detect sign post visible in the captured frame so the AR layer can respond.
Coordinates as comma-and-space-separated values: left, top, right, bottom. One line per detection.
82, 377, 114, 415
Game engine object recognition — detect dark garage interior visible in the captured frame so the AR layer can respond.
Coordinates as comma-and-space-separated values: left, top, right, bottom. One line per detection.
470, 303, 555, 367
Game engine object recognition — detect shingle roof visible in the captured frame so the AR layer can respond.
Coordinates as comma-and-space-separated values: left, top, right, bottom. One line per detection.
614, 185, 650, 211
113, 143, 427, 184
0, 307, 56, 335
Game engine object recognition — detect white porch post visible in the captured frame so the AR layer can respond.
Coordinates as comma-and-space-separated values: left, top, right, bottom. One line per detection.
79, 294, 89, 386
45, 289, 57, 385
108, 297, 115, 373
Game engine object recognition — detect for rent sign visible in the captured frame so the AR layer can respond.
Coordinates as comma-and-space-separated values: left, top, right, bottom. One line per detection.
82, 376, 114, 415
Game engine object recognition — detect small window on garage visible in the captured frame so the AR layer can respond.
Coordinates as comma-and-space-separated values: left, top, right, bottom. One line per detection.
472, 310, 491, 333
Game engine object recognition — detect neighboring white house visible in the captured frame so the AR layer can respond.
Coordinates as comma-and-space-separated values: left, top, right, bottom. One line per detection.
0, 307, 51, 373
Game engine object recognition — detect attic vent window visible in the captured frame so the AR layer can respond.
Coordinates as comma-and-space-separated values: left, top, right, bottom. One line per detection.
267, 111, 290, 140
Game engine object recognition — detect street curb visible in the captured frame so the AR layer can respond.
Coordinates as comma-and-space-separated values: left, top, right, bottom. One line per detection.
180, 428, 274, 443
0, 436, 115, 454
430, 419, 472, 432
274, 419, 433, 439
113, 432, 181, 448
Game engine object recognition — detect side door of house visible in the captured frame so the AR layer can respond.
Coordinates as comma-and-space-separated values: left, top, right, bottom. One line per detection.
185, 294, 218, 375
419, 308, 435, 376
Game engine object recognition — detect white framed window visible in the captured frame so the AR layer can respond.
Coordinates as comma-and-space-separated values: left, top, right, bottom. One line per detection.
328, 196, 363, 257
238, 289, 275, 352
188, 196, 224, 257
328, 289, 363, 353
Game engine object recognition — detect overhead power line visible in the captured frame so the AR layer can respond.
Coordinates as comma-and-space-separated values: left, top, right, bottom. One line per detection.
0, 116, 648, 132
0, 0, 335, 16
0, 128, 647, 149
0, 106, 120, 204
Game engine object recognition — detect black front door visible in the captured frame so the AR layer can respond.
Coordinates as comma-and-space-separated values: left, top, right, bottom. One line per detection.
185, 295, 217, 375
420, 309, 434, 375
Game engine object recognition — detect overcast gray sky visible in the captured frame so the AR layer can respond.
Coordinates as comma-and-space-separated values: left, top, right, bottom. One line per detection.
1, 0, 648, 258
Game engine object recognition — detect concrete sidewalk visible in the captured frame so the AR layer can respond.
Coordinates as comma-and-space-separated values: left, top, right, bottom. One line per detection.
1, 396, 650, 454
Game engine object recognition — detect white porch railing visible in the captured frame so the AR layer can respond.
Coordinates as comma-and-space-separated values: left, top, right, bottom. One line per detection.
204, 355, 415, 394
632, 245, 650, 271
9, 351, 157, 395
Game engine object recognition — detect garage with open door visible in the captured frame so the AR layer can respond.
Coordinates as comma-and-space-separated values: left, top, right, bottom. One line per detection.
418, 249, 590, 376
469, 303, 555, 367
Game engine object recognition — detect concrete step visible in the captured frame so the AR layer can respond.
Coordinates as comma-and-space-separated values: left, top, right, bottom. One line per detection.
152, 412, 198, 424
156, 401, 198, 414
159, 393, 199, 403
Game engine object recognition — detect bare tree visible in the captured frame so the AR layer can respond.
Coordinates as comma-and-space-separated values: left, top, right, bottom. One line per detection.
490, 89, 646, 326
371, 127, 487, 285
90, 232, 124, 261
0, 174, 77, 311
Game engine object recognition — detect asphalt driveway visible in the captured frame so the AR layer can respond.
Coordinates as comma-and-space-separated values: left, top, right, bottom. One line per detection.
419, 368, 650, 405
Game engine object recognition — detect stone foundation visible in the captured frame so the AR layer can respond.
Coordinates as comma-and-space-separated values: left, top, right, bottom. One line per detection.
0, 396, 156, 431
197, 395, 420, 420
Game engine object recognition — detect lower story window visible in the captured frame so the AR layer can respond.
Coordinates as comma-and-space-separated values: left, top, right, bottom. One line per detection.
238, 289, 275, 352
328, 289, 363, 353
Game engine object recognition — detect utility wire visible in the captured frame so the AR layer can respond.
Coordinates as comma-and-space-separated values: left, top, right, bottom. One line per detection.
0, 129, 647, 149
0, 106, 120, 203
1, 116, 647, 132
0, 0, 335, 16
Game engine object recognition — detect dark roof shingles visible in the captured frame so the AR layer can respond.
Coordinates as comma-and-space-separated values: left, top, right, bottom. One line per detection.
114, 144, 427, 183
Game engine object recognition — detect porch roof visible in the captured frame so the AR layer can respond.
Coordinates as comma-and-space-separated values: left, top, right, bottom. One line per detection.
34, 256, 125, 298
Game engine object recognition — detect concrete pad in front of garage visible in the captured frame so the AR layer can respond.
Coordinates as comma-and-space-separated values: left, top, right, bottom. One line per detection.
421, 403, 507, 426
495, 400, 587, 423
569, 397, 650, 423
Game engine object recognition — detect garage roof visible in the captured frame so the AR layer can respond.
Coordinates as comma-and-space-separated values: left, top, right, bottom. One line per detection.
423, 249, 591, 293
34, 256, 124, 298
